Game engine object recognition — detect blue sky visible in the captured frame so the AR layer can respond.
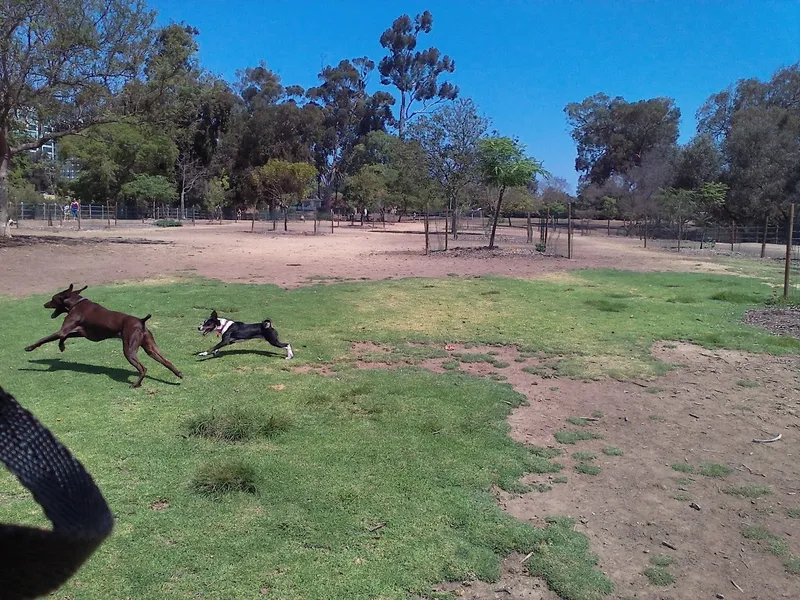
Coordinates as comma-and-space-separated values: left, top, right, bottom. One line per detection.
148, 0, 800, 191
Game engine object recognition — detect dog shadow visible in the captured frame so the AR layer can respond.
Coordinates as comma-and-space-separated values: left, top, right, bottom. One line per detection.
196, 348, 285, 359
22, 358, 180, 386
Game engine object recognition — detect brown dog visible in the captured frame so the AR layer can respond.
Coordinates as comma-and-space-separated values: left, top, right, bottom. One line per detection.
24, 284, 183, 388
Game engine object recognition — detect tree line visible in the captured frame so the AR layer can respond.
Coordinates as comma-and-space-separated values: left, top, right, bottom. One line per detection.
2, 0, 798, 247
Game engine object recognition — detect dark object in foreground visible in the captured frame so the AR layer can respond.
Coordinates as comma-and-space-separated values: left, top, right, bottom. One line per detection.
25, 284, 184, 388
0, 386, 113, 599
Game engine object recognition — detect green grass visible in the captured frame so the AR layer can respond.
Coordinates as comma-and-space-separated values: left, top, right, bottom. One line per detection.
736, 379, 760, 388
602, 446, 623, 456
698, 462, 732, 478
671, 463, 694, 473
555, 430, 604, 445
552, 476, 568, 484
741, 526, 789, 557
724, 485, 772, 498
184, 407, 290, 442
649, 555, 674, 567
575, 463, 601, 475
671, 493, 691, 501
643, 566, 675, 586
572, 452, 597, 462
567, 416, 591, 427
786, 555, 800, 575
787, 508, 800, 518
191, 458, 258, 496
2, 270, 798, 598
649, 414, 666, 422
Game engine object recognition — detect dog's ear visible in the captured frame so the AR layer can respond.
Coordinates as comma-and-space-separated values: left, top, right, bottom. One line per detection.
210, 310, 218, 319
67, 284, 74, 292
76, 285, 88, 294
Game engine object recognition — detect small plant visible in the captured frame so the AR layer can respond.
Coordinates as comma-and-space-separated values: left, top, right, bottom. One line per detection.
591, 411, 604, 418
698, 462, 732, 478
528, 445, 563, 459
649, 415, 666, 422
671, 463, 694, 474
567, 416, 591, 427
671, 493, 691, 501
185, 407, 290, 442
535, 242, 546, 253
650, 555, 674, 567
575, 463, 600, 475
643, 566, 674, 586
153, 218, 182, 227
572, 452, 597, 462
191, 458, 258, 496
724, 485, 771, 498
736, 380, 760, 388
531, 483, 553, 493
787, 507, 800, 519
441, 360, 460, 371
741, 525, 772, 540
602, 446, 623, 456
554, 430, 604, 445
552, 476, 568, 484
491, 361, 510, 369
645, 386, 665, 394
785, 555, 800, 575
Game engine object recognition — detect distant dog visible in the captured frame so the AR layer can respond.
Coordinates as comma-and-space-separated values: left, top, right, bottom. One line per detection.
24, 284, 183, 388
197, 310, 293, 359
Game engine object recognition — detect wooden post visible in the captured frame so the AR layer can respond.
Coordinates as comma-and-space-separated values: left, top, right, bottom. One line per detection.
761, 217, 769, 258
567, 201, 573, 259
424, 210, 430, 255
784, 203, 795, 299
444, 209, 449, 251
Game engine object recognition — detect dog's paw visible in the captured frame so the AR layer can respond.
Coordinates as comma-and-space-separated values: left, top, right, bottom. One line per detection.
24, 345, 35, 352
176, 372, 184, 379
197, 351, 208, 357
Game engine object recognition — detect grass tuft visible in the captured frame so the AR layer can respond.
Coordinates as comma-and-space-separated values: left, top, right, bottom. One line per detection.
572, 452, 597, 462
575, 463, 601, 475
567, 416, 591, 427
649, 555, 674, 567
671, 463, 694, 473
185, 407, 290, 442
643, 566, 675, 586
555, 430, 604, 445
785, 555, 800, 575
602, 446, 623, 456
725, 485, 772, 498
191, 459, 258, 496
698, 462, 732, 478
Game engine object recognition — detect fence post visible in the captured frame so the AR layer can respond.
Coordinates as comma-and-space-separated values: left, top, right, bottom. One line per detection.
784, 203, 795, 299
567, 201, 573, 259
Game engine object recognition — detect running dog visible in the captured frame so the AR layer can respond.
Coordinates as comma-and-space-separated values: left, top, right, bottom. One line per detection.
24, 284, 183, 388
197, 310, 294, 359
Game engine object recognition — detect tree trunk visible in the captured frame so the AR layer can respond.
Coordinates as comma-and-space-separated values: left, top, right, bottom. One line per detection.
284, 208, 288, 232
730, 223, 735, 252
488, 187, 506, 250
251, 206, 256, 232
179, 174, 186, 221
677, 218, 682, 251
444, 209, 449, 251
0, 129, 10, 238
544, 206, 550, 245
643, 214, 648, 248
567, 201, 573, 258
607, 218, 610, 236
760, 216, 768, 258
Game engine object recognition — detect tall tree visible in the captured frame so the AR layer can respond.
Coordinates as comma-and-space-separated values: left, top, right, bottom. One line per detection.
0, 0, 155, 236
408, 98, 488, 237
565, 93, 680, 187
478, 137, 549, 249
307, 58, 393, 207
378, 10, 458, 137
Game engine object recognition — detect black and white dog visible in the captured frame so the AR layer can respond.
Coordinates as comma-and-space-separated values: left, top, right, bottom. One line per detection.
197, 310, 294, 359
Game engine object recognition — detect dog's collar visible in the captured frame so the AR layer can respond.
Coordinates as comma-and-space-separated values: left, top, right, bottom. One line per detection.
68, 297, 88, 310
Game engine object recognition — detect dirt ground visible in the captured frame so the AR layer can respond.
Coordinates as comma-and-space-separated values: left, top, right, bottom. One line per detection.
0, 219, 735, 297
2, 220, 799, 599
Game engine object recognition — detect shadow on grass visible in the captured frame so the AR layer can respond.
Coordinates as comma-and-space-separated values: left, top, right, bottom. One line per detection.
22, 358, 180, 385
195, 348, 286, 359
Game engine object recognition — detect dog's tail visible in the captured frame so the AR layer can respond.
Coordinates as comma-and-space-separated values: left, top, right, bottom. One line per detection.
140, 314, 152, 324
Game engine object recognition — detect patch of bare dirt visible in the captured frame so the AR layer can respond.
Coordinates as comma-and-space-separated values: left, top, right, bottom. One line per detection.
745, 307, 800, 339
345, 341, 800, 599
0, 221, 729, 297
